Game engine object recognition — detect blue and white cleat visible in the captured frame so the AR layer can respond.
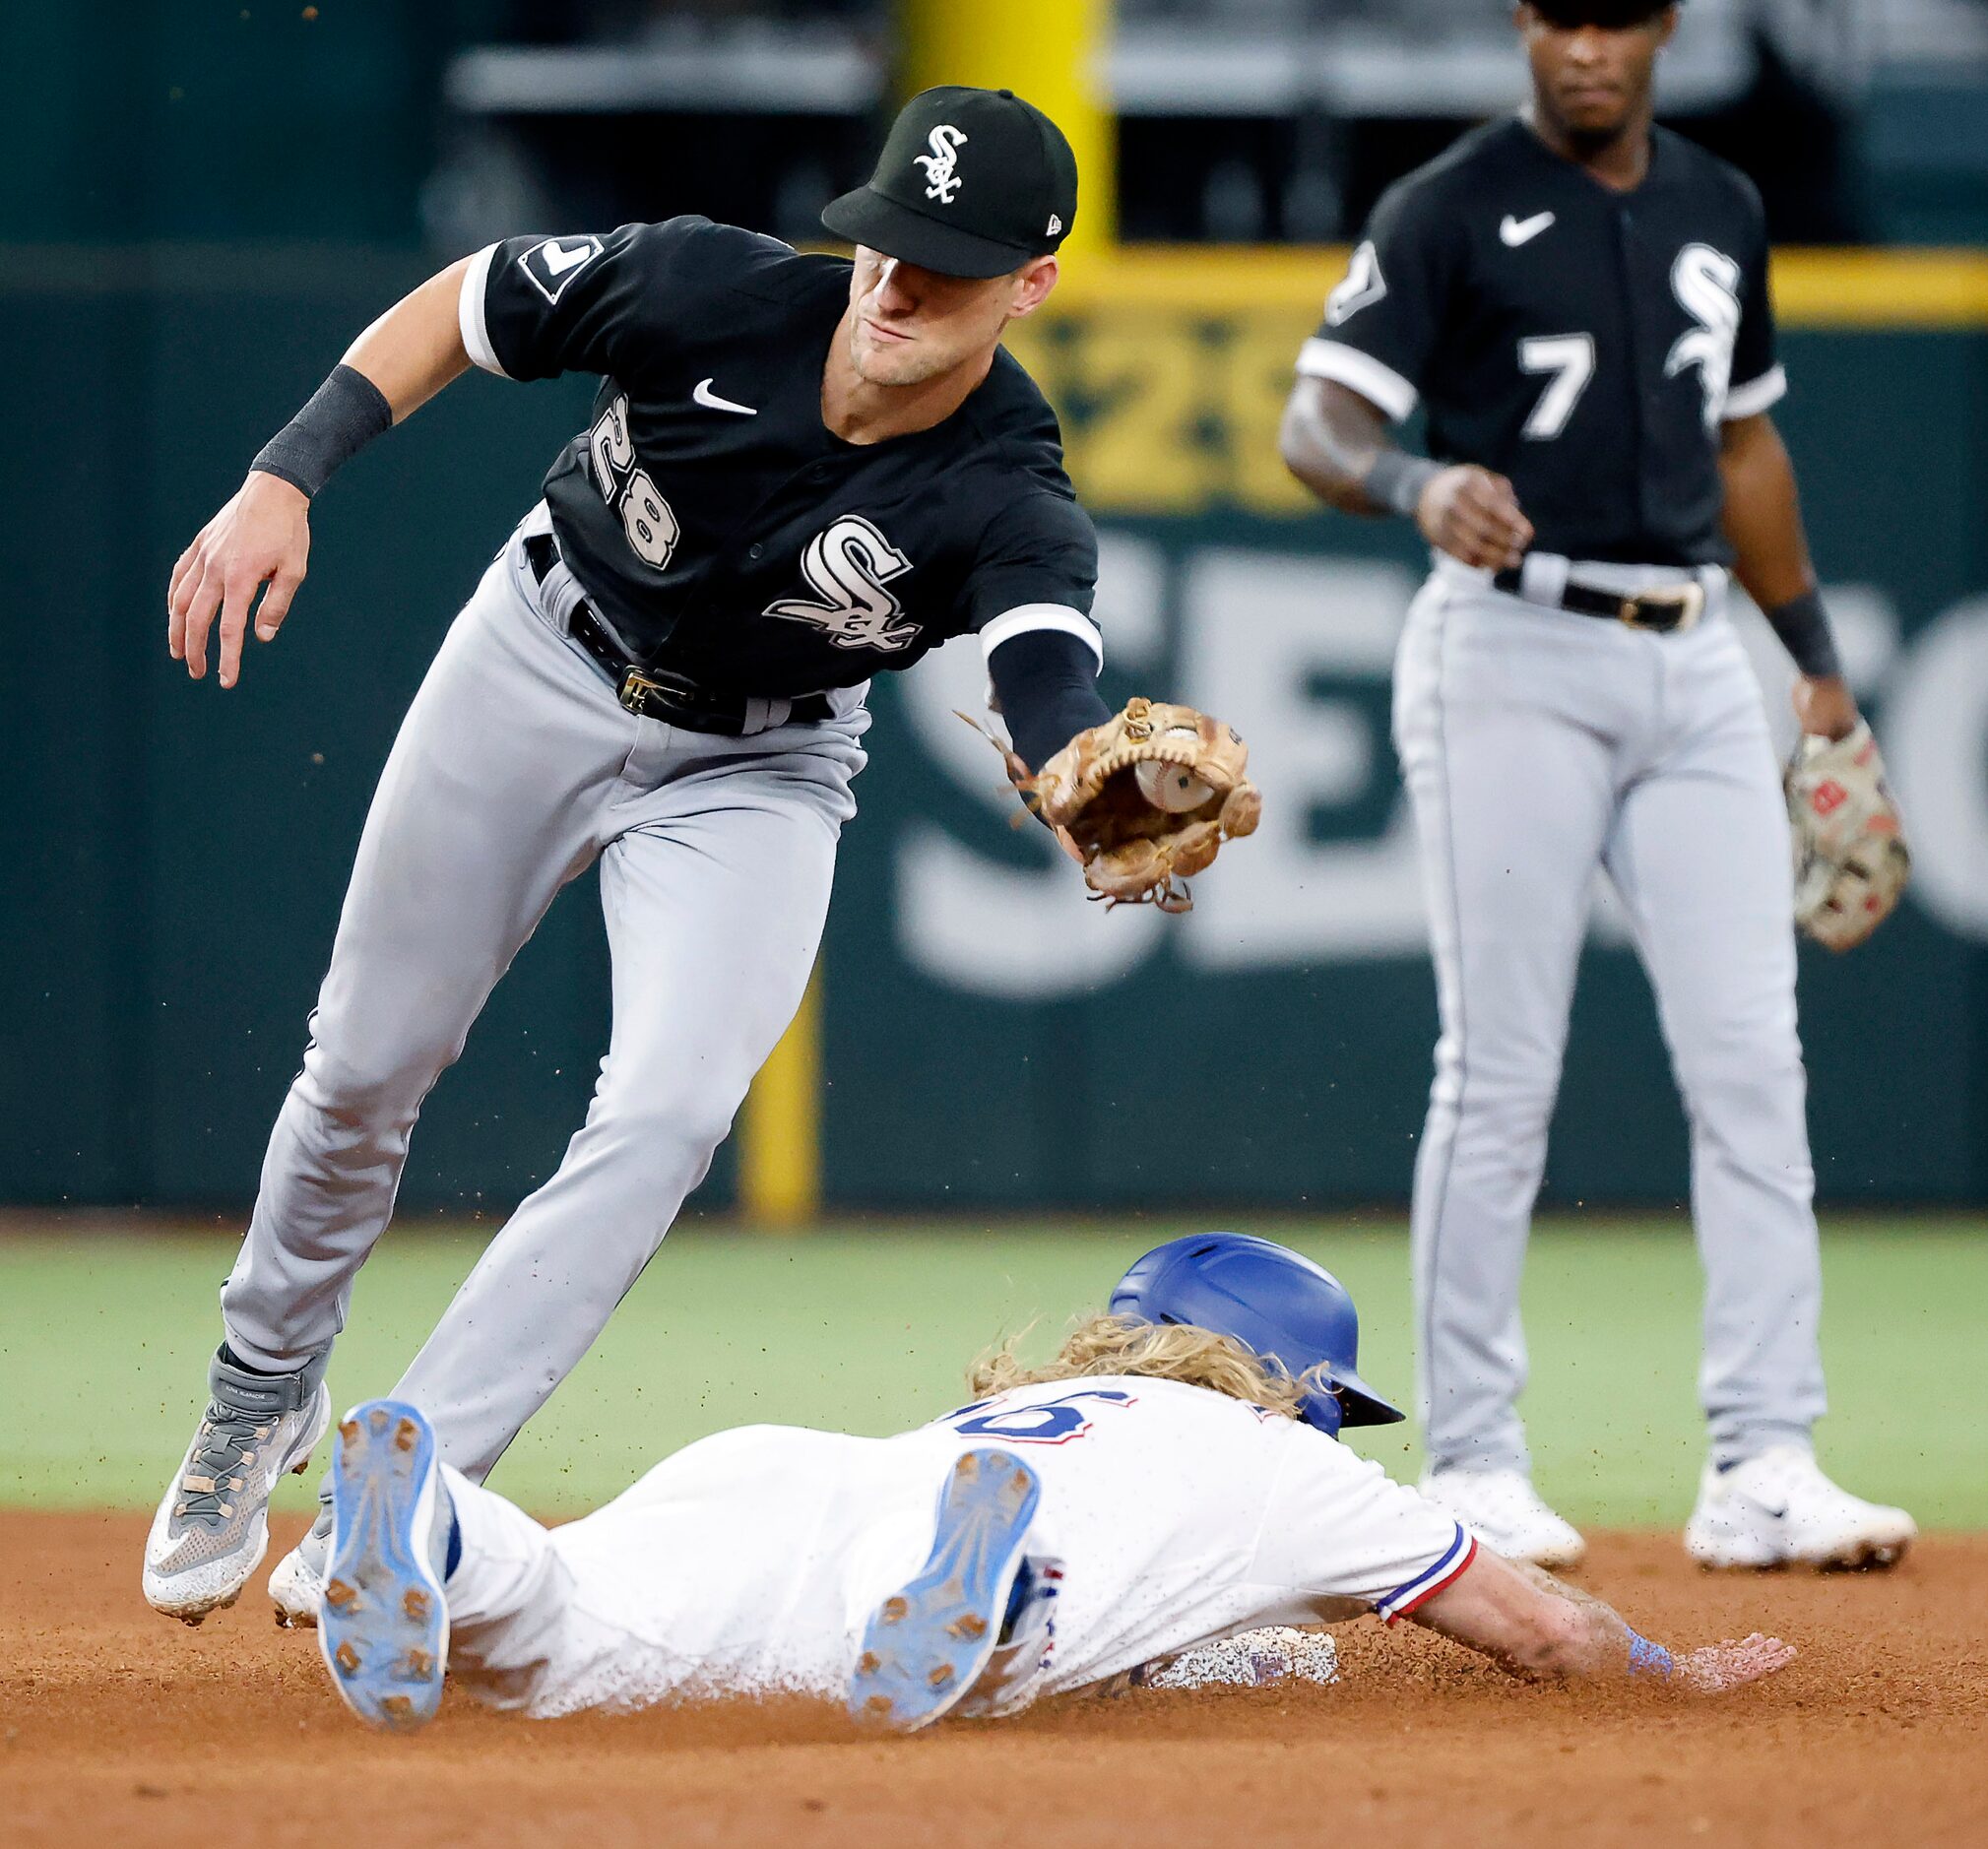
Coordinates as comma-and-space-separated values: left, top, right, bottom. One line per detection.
318, 1400, 452, 1733
849, 1447, 1041, 1733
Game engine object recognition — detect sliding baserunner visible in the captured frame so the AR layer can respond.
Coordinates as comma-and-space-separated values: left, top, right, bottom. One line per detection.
312, 1235, 1793, 1732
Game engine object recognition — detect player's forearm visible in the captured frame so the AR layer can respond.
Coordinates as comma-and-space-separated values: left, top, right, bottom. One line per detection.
1718, 413, 1813, 609
1414, 1550, 1669, 1682
1717, 414, 1844, 680
1279, 380, 1434, 520
1500, 1562, 1657, 1677
248, 261, 472, 501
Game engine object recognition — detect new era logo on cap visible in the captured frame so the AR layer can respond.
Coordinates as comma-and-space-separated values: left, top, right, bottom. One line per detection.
1047, 214, 1062, 235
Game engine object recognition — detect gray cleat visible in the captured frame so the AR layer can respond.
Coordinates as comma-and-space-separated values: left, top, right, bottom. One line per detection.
143, 1346, 331, 1625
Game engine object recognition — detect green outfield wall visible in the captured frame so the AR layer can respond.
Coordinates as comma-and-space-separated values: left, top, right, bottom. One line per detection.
5, 250, 1986, 1210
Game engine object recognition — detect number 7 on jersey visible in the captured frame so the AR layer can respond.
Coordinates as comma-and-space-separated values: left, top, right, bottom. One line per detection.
1517, 334, 1596, 441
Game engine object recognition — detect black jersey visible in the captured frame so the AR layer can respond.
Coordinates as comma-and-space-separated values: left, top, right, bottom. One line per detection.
461, 215, 1099, 698
1299, 118, 1785, 568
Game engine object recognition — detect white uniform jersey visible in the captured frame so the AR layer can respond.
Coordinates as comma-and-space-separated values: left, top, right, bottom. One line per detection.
440, 1375, 1476, 1718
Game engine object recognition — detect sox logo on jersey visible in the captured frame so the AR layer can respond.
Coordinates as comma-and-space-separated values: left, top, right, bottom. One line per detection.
915, 125, 970, 204
1666, 243, 1743, 428
763, 514, 920, 650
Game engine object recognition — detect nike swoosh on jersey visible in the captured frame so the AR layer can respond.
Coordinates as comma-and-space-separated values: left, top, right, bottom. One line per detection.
692, 378, 759, 416
541, 239, 597, 276
1500, 211, 1557, 248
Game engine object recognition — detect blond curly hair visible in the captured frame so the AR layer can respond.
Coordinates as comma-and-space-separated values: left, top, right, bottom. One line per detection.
967, 1312, 1324, 1420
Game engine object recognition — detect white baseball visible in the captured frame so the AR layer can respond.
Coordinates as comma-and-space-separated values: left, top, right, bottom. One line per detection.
1135, 760, 1213, 812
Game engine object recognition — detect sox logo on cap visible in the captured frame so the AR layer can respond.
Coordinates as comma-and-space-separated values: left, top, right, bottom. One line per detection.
915, 125, 969, 203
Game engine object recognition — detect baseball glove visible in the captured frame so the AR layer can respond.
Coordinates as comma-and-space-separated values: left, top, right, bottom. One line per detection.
1786, 721, 1910, 952
971, 696, 1262, 913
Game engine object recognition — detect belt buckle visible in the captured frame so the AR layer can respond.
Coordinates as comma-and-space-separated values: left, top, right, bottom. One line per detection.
1620, 582, 1703, 633
618, 664, 728, 726
618, 668, 668, 715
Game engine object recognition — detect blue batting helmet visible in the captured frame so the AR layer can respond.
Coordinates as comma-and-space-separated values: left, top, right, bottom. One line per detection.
1108, 1233, 1405, 1436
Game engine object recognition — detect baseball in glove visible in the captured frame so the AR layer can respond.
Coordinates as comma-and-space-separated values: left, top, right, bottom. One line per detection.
968, 697, 1262, 912
1785, 720, 1909, 951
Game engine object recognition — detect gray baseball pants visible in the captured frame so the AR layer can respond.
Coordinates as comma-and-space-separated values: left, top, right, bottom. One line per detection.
1394, 556, 1826, 1476
220, 507, 866, 1480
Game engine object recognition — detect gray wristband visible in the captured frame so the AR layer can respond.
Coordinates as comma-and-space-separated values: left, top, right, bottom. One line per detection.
1763, 587, 1843, 679
250, 363, 393, 499
1363, 450, 1441, 521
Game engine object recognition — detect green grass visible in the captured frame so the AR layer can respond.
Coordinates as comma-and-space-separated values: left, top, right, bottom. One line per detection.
2, 1216, 1983, 1527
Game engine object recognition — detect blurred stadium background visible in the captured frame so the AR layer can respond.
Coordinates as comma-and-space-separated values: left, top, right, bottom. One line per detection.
3, 3, 1986, 1521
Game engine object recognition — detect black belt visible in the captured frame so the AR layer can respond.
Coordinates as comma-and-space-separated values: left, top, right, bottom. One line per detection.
1492, 566, 1705, 634
523, 533, 833, 733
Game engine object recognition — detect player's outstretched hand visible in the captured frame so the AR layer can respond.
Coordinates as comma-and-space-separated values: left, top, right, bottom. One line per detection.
167, 471, 313, 688
1417, 464, 1533, 572
1676, 1632, 1797, 1694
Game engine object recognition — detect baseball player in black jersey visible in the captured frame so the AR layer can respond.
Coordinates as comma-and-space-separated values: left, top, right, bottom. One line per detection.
1281, 4, 1915, 1571
144, 88, 1248, 1628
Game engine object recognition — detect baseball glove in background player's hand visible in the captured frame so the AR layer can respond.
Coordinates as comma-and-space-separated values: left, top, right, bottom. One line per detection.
982, 696, 1262, 913
1786, 721, 1909, 951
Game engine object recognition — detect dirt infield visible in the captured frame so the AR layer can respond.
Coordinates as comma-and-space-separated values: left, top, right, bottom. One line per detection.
5, 1512, 1985, 1849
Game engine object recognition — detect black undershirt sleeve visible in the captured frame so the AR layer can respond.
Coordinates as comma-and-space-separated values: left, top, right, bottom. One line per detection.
988, 629, 1112, 774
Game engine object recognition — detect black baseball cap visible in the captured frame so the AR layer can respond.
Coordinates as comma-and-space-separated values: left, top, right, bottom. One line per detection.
821, 86, 1078, 280
1528, 0, 1677, 25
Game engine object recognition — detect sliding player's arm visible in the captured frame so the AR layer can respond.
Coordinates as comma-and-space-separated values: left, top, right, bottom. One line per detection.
1412, 1548, 1793, 1691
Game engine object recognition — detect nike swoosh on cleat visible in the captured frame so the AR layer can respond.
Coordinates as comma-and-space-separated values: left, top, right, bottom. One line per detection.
692, 377, 758, 416
1500, 211, 1556, 247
